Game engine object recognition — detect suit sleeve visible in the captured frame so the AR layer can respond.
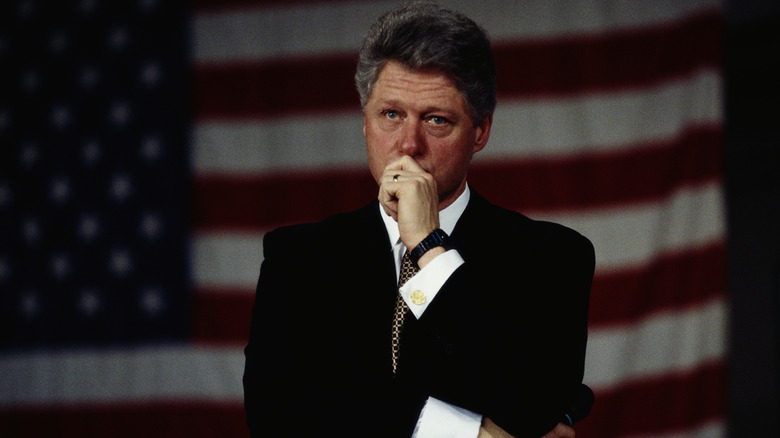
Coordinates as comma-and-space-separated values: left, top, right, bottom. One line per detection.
243, 228, 346, 436
243, 229, 306, 436
243, 227, 427, 437
401, 226, 595, 438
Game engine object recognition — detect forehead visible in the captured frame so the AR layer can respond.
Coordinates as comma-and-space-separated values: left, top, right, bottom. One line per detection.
369, 62, 467, 111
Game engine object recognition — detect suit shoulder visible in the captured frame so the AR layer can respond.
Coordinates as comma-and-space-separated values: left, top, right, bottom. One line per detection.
488, 202, 590, 243
263, 202, 377, 254
469, 198, 594, 263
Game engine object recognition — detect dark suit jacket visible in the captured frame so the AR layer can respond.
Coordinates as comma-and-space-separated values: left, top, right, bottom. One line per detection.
243, 190, 595, 437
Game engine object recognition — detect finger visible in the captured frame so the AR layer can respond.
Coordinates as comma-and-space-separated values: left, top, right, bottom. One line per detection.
540, 423, 575, 438
395, 155, 425, 173
481, 418, 515, 438
384, 155, 425, 174
384, 171, 406, 185
377, 181, 399, 219
379, 201, 398, 221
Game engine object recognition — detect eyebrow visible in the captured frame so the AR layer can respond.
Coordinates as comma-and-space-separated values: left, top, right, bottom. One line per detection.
372, 98, 459, 116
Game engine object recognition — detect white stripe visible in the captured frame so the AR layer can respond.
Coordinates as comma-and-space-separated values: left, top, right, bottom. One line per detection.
193, 69, 722, 175
486, 69, 722, 161
194, 0, 721, 63
192, 232, 264, 290
192, 181, 725, 289
534, 181, 726, 272
0, 345, 244, 406
627, 420, 725, 438
0, 300, 724, 405
194, 113, 366, 175
584, 297, 726, 392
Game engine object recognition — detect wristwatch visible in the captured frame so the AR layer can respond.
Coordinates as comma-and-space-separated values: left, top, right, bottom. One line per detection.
409, 228, 453, 267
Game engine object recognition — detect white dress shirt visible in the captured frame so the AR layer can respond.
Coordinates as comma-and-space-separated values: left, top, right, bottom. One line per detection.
379, 185, 482, 438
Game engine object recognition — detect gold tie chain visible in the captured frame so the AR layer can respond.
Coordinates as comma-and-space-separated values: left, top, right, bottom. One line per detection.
392, 251, 418, 374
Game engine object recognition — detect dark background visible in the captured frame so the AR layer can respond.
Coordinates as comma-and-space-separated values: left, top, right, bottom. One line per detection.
725, 0, 780, 435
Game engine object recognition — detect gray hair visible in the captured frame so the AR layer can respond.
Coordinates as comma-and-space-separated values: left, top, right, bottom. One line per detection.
355, 1, 496, 126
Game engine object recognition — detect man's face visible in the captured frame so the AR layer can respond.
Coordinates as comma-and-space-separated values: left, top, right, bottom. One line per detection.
363, 61, 491, 209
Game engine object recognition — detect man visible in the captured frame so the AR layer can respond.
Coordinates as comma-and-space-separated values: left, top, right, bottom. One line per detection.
243, 2, 595, 437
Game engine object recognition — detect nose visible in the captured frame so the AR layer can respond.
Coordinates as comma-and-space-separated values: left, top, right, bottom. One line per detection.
399, 119, 424, 157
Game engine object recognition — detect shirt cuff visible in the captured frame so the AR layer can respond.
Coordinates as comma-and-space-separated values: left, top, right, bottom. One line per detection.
412, 396, 482, 438
400, 249, 464, 319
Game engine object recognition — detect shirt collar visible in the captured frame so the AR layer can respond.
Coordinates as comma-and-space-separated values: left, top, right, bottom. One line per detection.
380, 184, 470, 248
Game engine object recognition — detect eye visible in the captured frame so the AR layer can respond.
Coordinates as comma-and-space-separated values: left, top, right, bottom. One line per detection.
429, 116, 448, 125
384, 110, 399, 120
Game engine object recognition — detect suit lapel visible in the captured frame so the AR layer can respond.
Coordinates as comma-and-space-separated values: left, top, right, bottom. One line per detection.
341, 202, 399, 375
346, 201, 398, 293
450, 190, 493, 262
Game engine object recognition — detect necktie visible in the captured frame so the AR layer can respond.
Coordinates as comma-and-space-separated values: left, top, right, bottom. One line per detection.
392, 251, 418, 375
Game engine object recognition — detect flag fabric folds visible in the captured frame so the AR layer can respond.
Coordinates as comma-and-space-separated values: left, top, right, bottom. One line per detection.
0, 1, 726, 437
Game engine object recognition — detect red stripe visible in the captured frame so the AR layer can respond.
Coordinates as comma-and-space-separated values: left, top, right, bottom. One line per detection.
578, 361, 726, 437
191, 290, 253, 346
0, 401, 247, 438
589, 242, 726, 328
194, 12, 721, 121
194, 0, 353, 12
0, 364, 724, 438
195, 53, 361, 121
494, 10, 722, 99
470, 126, 722, 214
193, 167, 377, 232
192, 244, 726, 343
192, 126, 722, 231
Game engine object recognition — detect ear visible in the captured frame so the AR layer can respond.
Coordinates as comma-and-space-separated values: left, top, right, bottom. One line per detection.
362, 115, 367, 138
472, 114, 492, 154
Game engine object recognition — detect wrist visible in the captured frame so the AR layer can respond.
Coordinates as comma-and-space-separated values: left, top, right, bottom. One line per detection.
415, 246, 446, 269
409, 228, 453, 268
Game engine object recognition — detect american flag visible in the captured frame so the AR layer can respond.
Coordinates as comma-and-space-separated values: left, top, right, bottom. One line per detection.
0, 1, 726, 437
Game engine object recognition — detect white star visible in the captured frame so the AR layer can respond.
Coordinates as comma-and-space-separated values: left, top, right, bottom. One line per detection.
80, 65, 100, 90
82, 139, 101, 166
109, 173, 133, 202
140, 287, 165, 316
0, 257, 10, 283
109, 101, 132, 127
22, 217, 41, 244
78, 214, 100, 242
78, 289, 102, 317
0, 108, 10, 132
20, 142, 39, 168
139, 212, 163, 240
18, 0, 36, 19
79, 0, 98, 15
140, 61, 162, 87
50, 253, 71, 280
140, 135, 163, 162
21, 69, 40, 93
107, 26, 130, 51
20, 291, 40, 319
51, 104, 72, 129
50, 177, 70, 203
138, 0, 158, 12
109, 248, 133, 277
49, 31, 69, 54
0, 182, 11, 207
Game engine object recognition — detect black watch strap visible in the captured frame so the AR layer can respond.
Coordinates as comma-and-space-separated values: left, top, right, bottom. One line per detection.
409, 228, 453, 267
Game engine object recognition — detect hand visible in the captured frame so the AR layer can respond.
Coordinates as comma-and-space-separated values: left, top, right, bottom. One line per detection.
478, 417, 514, 438
378, 156, 440, 251
541, 422, 575, 438
478, 418, 575, 438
